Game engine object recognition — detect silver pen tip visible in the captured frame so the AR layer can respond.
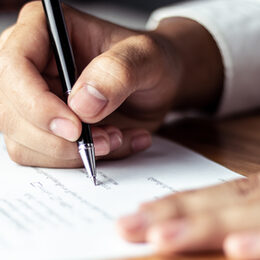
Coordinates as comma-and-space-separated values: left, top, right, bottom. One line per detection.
92, 175, 97, 186
79, 146, 97, 186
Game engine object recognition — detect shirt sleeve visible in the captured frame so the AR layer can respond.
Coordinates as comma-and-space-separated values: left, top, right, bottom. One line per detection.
147, 0, 260, 116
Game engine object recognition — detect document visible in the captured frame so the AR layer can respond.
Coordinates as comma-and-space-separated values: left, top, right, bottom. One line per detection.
0, 135, 242, 260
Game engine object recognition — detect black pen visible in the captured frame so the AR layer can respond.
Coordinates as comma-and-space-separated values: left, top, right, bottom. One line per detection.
42, 0, 97, 185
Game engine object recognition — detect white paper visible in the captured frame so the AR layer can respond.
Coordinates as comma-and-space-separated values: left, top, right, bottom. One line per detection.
0, 135, 242, 260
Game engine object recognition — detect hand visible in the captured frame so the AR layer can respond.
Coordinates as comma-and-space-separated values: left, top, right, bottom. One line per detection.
0, 1, 223, 167
117, 174, 260, 259
0, 2, 151, 167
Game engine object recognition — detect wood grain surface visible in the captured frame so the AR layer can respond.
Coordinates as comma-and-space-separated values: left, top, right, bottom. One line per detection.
120, 112, 260, 260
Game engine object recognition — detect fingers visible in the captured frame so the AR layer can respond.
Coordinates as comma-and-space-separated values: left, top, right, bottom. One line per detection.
100, 128, 152, 160
0, 2, 157, 165
99, 126, 123, 153
0, 91, 123, 161
139, 175, 260, 220
1, 80, 150, 165
0, 25, 15, 49
146, 216, 217, 254
146, 200, 260, 254
0, 49, 83, 142
4, 136, 82, 168
1, 89, 149, 165
68, 34, 166, 123
0, 2, 83, 143
117, 176, 260, 242
3, 125, 117, 163
7, 2, 50, 70
3, 126, 150, 167
3, 125, 124, 167
224, 231, 260, 260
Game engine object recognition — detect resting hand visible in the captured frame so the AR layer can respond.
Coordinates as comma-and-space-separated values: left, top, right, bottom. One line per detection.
118, 174, 260, 259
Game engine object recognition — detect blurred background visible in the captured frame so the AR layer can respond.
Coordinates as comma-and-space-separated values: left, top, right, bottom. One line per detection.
0, 0, 182, 11
0, 0, 183, 33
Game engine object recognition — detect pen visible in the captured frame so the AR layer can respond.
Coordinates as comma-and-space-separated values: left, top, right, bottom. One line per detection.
42, 0, 97, 185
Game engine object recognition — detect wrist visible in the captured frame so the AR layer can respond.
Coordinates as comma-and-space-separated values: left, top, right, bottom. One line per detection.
154, 17, 224, 111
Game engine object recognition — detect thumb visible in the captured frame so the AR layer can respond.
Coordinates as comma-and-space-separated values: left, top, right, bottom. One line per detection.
68, 34, 165, 123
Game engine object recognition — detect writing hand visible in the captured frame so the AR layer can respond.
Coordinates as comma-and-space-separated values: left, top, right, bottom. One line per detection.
0, 2, 223, 167
0, 2, 151, 167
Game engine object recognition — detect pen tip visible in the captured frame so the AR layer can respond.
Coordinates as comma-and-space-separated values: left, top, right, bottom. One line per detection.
79, 146, 97, 186
93, 175, 97, 186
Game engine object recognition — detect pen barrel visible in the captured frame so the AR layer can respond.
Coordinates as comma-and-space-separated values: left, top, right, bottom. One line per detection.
42, 0, 94, 147
42, 0, 76, 94
78, 123, 94, 145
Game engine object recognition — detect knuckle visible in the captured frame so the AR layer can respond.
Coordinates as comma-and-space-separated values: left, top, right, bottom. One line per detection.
142, 33, 168, 63
135, 33, 170, 75
0, 51, 18, 82
19, 1, 42, 17
101, 34, 163, 91
137, 34, 160, 52
128, 33, 162, 65
233, 175, 260, 196
136, 33, 168, 72
97, 53, 136, 91
0, 26, 14, 49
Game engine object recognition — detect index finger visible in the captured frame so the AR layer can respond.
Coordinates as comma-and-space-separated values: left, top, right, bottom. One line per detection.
0, 2, 82, 142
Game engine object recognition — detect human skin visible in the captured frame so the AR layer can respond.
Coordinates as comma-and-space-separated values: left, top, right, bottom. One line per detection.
4, 1, 260, 259
0, 1, 222, 167
117, 174, 260, 259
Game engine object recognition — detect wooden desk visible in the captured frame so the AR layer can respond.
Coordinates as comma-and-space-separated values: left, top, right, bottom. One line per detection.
124, 112, 260, 260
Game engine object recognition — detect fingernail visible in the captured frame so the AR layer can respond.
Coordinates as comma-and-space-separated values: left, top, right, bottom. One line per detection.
109, 132, 123, 151
50, 118, 79, 141
148, 220, 188, 246
93, 136, 110, 156
70, 85, 107, 118
163, 221, 188, 242
118, 212, 148, 232
240, 236, 259, 253
225, 234, 260, 257
131, 133, 151, 152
